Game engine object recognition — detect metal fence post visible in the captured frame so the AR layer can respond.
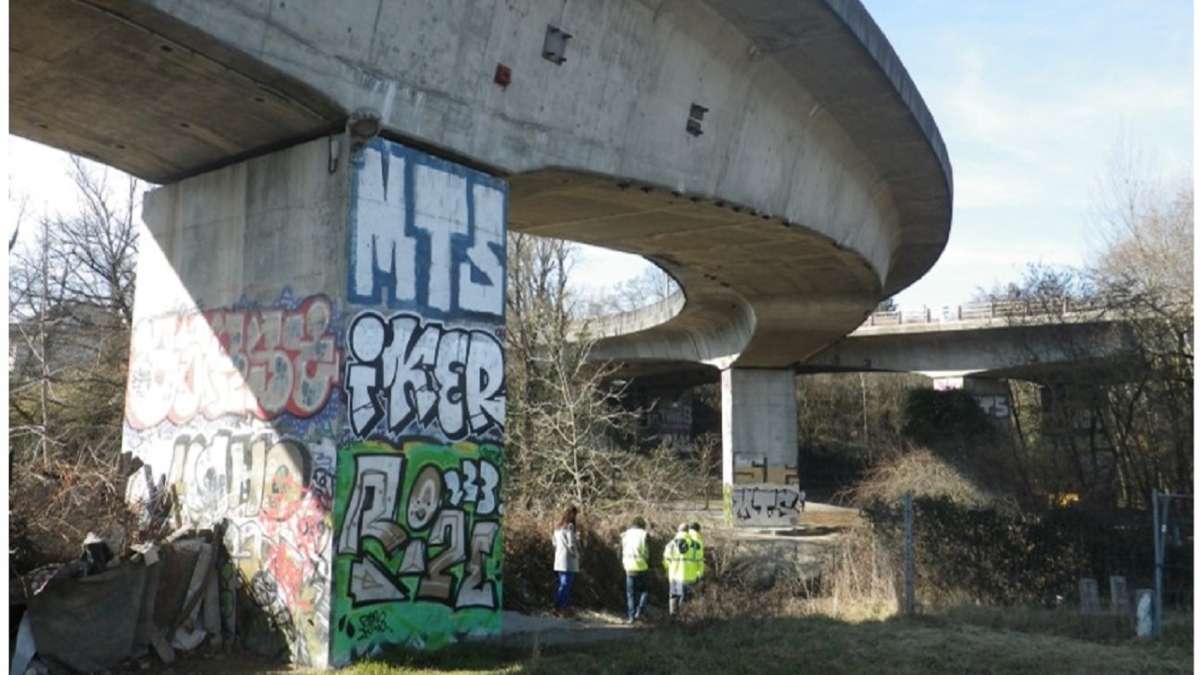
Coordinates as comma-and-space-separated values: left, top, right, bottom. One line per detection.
1152, 490, 1163, 639
904, 491, 915, 615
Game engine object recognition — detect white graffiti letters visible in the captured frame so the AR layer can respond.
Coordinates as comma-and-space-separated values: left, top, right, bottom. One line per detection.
159, 431, 314, 526
350, 146, 505, 317
443, 460, 500, 516
126, 296, 340, 429
337, 451, 502, 610
731, 484, 802, 527
337, 454, 406, 556
346, 312, 504, 440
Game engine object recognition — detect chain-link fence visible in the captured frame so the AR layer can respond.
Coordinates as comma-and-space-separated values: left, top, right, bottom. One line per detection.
884, 491, 1193, 637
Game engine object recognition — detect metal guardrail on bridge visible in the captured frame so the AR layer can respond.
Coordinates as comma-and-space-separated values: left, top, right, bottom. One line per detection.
863, 299, 1110, 328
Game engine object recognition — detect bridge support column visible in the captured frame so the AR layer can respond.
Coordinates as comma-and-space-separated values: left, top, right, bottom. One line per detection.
122, 136, 507, 667
932, 375, 1012, 421
721, 368, 802, 527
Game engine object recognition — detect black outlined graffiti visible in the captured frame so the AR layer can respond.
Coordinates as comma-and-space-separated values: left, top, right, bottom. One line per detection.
349, 557, 407, 606
733, 456, 799, 486
731, 485, 802, 526
154, 431, 312, 525
417, 509, 466, 601
336, 446, 502, 610
456, 520, 500, 609
336, 454, 406, 556
345, 311, 504, 440
443, 459, 500, 516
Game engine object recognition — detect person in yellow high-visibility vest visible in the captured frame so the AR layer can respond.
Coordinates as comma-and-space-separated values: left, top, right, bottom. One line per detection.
621, 516, 650, 623
687, 522, 705, 585
663, 523, 692, 615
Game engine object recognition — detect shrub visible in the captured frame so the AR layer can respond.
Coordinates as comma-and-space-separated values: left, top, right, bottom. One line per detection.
859, 496, 1166, 607
902, 389, 994, 446
502, 508, 676, 613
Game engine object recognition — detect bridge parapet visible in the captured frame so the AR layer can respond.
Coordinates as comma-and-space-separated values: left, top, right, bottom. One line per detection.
859, 299, 1113, 333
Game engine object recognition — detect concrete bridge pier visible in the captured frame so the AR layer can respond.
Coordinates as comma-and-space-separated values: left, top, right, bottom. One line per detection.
721, 368, 803, 527
932, 374, 1012, 421
122, 135, 508, 667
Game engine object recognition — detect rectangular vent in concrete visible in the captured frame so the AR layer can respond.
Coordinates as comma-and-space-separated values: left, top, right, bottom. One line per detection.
687, 103, 708, 136
543, 25, 572, 65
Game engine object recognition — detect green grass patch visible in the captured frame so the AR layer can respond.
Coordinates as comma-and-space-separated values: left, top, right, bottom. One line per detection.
338, 612, 1191, 674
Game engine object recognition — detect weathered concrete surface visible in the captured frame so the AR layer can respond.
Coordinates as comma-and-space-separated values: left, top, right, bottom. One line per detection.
11, 0, 953, 369
9, 0, 342, 182
123, 135, 511, 666
800, 318, 1136, 382
721, 369, 801, 524
126, 138, 349, 667
493, 611, 638, 649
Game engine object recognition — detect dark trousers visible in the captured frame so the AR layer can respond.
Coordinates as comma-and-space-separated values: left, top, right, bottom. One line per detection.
554, 571, 575, 609
625, 572, 649, 620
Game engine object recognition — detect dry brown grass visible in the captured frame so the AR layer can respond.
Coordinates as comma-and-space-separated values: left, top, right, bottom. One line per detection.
502, 507, 681, 613
844, 447, 1001, 508
808, 523, 901, 621
10, 454, 146, 571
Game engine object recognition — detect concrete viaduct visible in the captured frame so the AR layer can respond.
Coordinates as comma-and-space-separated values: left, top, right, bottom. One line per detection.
597, 297, 1136, 423
804, 300, 1136, 379
12, 0, 951, 665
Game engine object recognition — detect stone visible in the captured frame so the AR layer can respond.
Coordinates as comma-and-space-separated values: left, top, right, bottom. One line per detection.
1079, 577, 1100, 614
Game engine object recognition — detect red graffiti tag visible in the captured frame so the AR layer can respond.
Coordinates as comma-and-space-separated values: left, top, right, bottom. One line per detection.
125, 296, 340, 429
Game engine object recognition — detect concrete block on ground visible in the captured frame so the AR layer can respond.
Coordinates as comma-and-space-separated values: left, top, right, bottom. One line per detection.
1134, 589, 1154, 638
1079, 577, 1100, 614
1109, 575, 1129, 614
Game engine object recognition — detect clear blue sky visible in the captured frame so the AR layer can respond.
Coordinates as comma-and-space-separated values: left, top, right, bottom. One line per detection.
9, 2, 1193, 310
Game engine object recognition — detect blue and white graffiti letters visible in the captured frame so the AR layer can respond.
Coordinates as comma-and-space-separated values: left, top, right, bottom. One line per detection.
458, 185, 504, 315
345, 311, 504, 440
350, 144, 506, 318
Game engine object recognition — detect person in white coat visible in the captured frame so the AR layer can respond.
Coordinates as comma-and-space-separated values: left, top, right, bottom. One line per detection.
553, 505, 580, 612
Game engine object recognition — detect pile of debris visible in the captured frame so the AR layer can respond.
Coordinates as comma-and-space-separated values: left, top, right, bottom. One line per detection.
11, 526, 237, 674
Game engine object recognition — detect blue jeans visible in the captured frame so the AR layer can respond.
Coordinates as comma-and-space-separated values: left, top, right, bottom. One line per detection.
625, 573, 649, 620
554, 571, 576, 609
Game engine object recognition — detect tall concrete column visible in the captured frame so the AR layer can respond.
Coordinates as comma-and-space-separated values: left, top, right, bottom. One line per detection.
721, 368, 802, 527
122, 135, 507, 667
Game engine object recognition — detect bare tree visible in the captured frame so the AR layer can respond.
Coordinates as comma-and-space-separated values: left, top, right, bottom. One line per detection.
1088, 141, 1193, 504
9, 183, 29, 252
579, 263, 679, 317
505, 233, 692, 512
987, 139, 1194, 509
9, 157, 145, 567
